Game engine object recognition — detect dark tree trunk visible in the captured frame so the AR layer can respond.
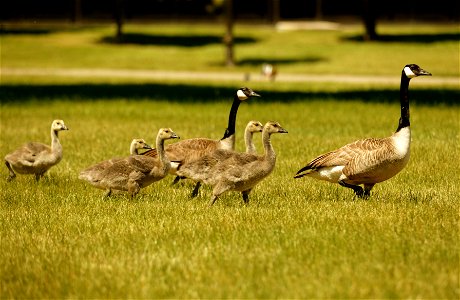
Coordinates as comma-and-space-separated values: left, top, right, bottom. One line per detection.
269, 0, 280, 24
315, 0, 323, 20
362, 0, 378, 41
72, 0, 82, 23
114, 0, 124, 42
224, 0, 235, 67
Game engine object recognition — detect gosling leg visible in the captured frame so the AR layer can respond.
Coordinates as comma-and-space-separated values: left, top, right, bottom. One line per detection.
191, 182, 201, 198
5, 161, 16, 182
242, 189, 251, 204
35, 172, 45, 182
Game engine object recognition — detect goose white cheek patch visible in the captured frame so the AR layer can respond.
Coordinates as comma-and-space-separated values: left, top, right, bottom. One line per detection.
237, 89, 248, 100
404, 66, 417, 78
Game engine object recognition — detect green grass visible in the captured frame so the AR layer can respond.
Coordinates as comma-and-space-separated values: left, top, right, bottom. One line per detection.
1, 22, 459, 76
1, 96, 458, 298
1, 22, 459, 298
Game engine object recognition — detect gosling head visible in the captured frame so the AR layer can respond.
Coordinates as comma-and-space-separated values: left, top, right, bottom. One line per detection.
51, 120, 69, 132
131, 139, 152, 150
158, 128, 180, 141
403, 64, 432, 79
264, 121, 288, 135
246, 120, 263, 133
237, 87, 261, 101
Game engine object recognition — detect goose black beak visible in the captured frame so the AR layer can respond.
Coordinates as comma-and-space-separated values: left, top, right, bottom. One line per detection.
251, 91, 261, 97
419, 69, 432, 76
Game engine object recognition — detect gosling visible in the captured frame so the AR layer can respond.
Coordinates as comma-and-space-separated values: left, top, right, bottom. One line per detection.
79, 128, 179, 198
176, 121, 287, 206
4, 119, 69, 181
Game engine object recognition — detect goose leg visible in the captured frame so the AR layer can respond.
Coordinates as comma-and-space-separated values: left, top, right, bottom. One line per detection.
5, 161, 16, 182
171, 176, 185, 185
338, 180, 364, 198
241, 189, 252, 204
363, 184, 375, 198
191, 182, 201, 198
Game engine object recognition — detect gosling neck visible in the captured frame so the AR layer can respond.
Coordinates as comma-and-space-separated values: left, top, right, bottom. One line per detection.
50, 129, 62, 154
155, 135, 170, 175
130, 143, 138, 155
245, 130, 256, 154
262, 130, 276, 163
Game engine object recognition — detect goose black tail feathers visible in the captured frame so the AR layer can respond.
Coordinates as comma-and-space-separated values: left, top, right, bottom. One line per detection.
294, 165, 314, 179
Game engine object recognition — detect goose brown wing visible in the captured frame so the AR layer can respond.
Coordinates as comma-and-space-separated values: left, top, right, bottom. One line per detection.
142, 138, 216, 161
342, 138, 393, 178
310, 138, 388, 169
142, 148, 157, 157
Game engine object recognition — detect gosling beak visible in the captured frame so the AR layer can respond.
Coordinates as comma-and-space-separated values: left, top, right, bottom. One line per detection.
143, 143, 153, 150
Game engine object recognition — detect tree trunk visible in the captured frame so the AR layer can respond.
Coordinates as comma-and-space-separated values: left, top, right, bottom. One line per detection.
270, 0, 280, 24
315, 0, 323, 20
224, 0, 235, 67
72, 0, 82, 23
362, 0, 378, 41
114, 0, 124, 42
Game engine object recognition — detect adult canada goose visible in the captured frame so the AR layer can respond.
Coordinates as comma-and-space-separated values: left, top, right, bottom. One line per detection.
176, 121, 288, 206
4, 119, 69, 181
244, 120, 263, 154
79, 128, 179, 198
294, 64, 431, 197
143, 87, 260, 196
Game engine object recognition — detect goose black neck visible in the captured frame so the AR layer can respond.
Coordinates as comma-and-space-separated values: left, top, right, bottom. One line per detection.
221, 94, 241, 140
396, 72, 411, 132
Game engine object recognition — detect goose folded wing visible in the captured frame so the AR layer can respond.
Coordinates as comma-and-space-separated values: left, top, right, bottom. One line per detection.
310, 138, 387, 169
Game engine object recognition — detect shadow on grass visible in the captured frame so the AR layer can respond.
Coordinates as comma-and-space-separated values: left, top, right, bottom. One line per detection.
100, 33, 257, 47
1, 83, 458, 106
343, 33, 460, 43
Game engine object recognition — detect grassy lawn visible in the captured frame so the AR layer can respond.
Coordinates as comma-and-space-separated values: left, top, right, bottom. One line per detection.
1, 22, 459, 76
1, 22, 459, 298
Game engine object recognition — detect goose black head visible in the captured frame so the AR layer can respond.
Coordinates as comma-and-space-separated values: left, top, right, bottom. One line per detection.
403, 64, 432, 79
237, 87, 261, 101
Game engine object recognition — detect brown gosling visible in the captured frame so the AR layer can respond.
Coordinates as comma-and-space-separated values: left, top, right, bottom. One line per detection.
244, 120, 263, 154
79, 138, 152, 195
142, 87, 260, 197
176, 121, 288, 206
294, 64, 432, 198
79, 128, 179, 198
129, 138, 152, 155
4, 119, 69, 181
